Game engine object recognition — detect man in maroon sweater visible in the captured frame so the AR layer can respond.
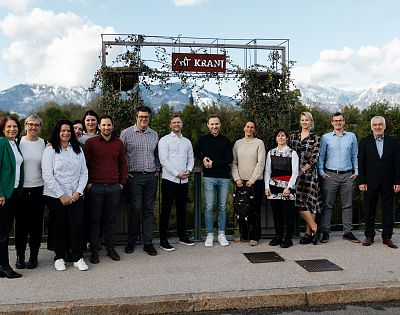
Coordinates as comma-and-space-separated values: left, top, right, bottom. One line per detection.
84, 114, 128, 264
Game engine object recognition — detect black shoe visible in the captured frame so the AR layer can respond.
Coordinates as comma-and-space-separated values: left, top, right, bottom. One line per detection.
343, 232, 361, 243
124, 243, 135, 254
15, 255, 26, 269
143, 244, 157, 256
312, 231, 321, 245
269, 237, 282, 246
299, 233, 312, 245
280, 239, 293, 248
159, 241, 175, 252
0, 267, 22, 279
26, 255, 38, 269
179, 237, 195, 246
320, 232, 329, 243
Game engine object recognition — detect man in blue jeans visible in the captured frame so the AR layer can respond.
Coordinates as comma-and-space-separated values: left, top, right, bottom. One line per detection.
194, 114, 233, 247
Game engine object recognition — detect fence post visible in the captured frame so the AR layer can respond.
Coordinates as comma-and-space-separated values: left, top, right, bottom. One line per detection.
193, 166, 202, 241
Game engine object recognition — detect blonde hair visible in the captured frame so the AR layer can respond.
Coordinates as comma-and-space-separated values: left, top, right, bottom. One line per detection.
25, 114, 42, 125
300, 111, 314, 129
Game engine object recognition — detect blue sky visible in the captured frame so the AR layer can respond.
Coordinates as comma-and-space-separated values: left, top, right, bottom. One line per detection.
0, 0, 399, 92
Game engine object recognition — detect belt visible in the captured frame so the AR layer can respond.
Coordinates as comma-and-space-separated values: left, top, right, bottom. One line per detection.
325, 168, 352, 174
128, 171, 155, 175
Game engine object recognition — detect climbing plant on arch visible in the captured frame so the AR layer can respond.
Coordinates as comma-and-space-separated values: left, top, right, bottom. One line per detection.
90, 34, 301, 141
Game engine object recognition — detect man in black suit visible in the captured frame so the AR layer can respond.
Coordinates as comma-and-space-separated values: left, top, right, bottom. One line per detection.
358, 116, 400, 248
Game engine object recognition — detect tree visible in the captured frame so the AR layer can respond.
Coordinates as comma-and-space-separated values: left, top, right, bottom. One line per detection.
151, 104, 174, 138
181, 104, 205, 144
342, 104, 361, 134
36, 102, 66, 140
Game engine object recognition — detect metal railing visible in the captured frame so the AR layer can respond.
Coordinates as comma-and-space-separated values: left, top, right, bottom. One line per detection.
9, 170, 400, 244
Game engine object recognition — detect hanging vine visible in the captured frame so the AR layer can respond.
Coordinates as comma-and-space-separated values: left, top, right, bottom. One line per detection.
90, 35, 300, 139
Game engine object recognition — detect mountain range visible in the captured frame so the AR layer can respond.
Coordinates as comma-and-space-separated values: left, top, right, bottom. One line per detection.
1, 81, 400, 116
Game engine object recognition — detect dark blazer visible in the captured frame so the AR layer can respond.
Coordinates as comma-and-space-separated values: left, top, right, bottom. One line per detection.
358, 134, 400, 190
0, 136, 23, 199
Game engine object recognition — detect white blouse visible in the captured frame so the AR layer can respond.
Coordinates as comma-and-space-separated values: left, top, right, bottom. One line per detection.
41, 144, 88, 198
9, 140, 23, 188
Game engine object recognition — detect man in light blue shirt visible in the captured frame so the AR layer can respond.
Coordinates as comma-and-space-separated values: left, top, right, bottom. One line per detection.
318, 112, 360, 243
158, 114, 194, 251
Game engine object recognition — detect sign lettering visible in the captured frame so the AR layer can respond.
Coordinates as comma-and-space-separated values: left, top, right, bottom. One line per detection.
172, 53, 226, 72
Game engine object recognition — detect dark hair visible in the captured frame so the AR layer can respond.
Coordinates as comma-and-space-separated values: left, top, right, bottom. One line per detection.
135, 106, 152, 116
207, 114, 221, 123
72, 119, 83, 126
0, 116, 21, 138
49, 120, 81, 154
244, 120, 256, 129
170, 113, 182, 122
274, 128, 289, 139
99, 114, 114, 125
332, 112, 344, 119
81, 110, 99, 133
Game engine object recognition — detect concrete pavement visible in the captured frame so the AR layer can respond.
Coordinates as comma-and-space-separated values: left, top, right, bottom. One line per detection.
1, 230, 400, 314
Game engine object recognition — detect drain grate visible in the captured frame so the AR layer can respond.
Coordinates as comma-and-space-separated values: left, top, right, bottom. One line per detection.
243, 251, 285, 264
295, 259, 343, 272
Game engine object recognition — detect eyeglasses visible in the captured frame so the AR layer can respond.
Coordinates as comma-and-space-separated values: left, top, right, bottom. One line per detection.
332, 120, 344, 123
26, 123, 41, 128
137, 115, 150, 119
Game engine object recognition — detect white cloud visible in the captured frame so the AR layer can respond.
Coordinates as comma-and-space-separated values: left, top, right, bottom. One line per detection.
292, 38, 400, 89
320, 47, 353, 62
0, 8, 116, 87
173, 0, 207, 7
0, 0, 34, 12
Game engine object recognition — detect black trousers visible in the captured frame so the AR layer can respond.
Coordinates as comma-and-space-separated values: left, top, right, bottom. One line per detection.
45, 196, 84, 262
14, 186, 44, 256
364, 186, 395, 240
159, 179, 189, 241
270, 199, 296, 241
238, 180, 264, 241
125, 173, 158, 246
88, 183, 121, 250
0, 190, 17, 269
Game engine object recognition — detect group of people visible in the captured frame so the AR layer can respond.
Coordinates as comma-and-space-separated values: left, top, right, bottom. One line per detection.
0, 106, 398, 280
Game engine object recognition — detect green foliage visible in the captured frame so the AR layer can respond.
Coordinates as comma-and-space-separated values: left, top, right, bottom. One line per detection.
241, 63, 303, 149
0, 110, 13, 118
34, 102, 85, 140
151, 104, 174, 137
181, 104, 205, 144
341, 104, 360, 133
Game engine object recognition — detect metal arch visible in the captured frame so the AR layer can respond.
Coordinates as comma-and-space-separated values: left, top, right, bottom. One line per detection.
100, 34, 289, 72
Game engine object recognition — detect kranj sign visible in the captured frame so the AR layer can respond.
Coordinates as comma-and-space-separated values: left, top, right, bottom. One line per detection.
172, 53, 226, 72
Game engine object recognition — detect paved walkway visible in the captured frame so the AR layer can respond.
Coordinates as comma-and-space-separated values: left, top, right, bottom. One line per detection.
1, 230, 400, 314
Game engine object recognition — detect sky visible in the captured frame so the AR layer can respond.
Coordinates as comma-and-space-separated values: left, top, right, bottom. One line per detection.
0, 0, 399, 93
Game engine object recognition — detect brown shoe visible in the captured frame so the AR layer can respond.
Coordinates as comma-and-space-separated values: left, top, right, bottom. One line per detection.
90, 250, 99, 264
362, 236, 374, 246
107, 248, 120, 261
383, 239, 398, 249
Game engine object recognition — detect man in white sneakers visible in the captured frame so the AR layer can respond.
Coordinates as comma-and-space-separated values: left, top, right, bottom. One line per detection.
158, 114, 194, 251
194, 114, 233, 247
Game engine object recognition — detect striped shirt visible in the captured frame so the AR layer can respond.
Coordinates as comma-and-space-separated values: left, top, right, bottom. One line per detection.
120, 124, 160, 172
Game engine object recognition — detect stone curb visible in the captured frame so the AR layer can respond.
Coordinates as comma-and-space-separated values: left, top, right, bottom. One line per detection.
1, 282, 400, 314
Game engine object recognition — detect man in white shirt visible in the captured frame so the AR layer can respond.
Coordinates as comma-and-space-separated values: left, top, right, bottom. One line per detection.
158, 114, 195, 251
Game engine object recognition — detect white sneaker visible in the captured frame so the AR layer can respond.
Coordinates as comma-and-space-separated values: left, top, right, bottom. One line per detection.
205, 233, 214, 247
218, 233, 229, 247
73, 258, 89, 271
54, 259, 66, 271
